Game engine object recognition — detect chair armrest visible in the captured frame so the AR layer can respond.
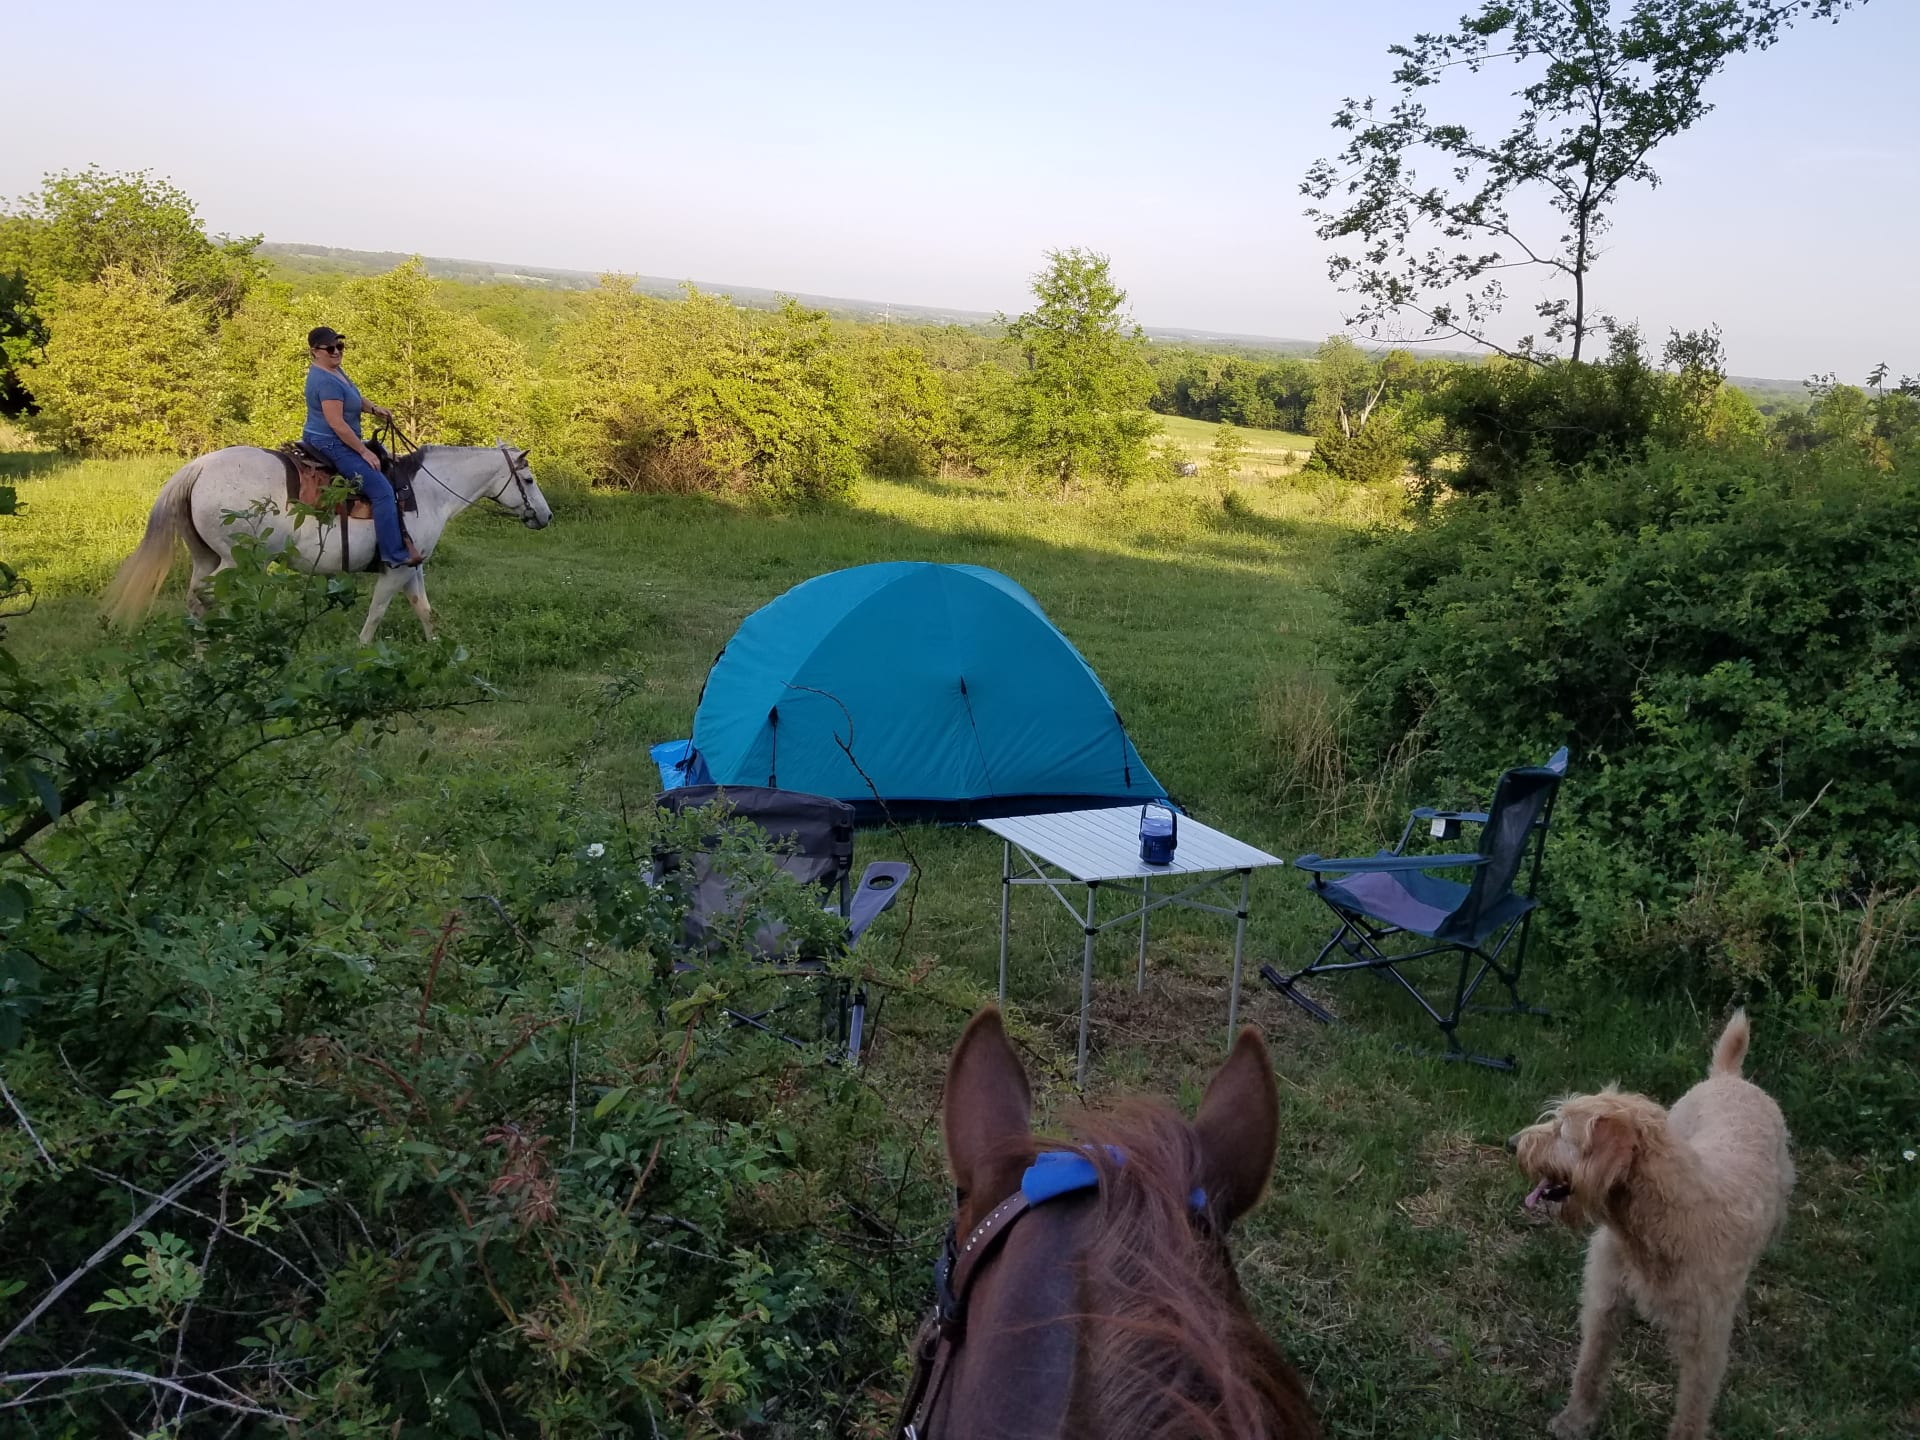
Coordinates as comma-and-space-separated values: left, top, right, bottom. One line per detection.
1410, 808, 1489, 824
847, 862, 911, 944
1293, 852, 1490, 875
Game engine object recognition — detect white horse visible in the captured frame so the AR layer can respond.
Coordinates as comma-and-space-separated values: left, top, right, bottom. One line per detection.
106, 443, 553, 642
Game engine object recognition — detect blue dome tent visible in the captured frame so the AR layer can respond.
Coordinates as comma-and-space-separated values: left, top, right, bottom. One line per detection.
670, 562, 1166, 822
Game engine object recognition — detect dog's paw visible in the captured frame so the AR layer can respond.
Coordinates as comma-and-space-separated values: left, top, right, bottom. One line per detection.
1547, 1409, 1594, 1440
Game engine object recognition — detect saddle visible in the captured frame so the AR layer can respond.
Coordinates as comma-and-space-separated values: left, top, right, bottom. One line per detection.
272, 439, 422, 569
276, 439, 423, 515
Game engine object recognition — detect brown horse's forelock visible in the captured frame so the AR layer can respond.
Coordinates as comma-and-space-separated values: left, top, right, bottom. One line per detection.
1045, 1099, 1318, 1440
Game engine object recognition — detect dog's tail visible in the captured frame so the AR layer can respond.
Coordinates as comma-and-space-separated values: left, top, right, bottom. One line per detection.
1711, 1009, 1750, 1077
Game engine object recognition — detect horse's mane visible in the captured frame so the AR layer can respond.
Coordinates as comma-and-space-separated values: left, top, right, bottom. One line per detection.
1062, 1100, 1319, 1440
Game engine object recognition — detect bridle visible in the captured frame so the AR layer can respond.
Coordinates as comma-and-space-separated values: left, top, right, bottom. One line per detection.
894, 1151, 1210, 1439
487, 442, 541, 520
894, 1189, 1037, 1440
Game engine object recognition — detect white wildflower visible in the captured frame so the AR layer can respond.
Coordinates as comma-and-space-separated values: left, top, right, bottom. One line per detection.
587, 842, 606, 859
1905, 1149, 1916, 1163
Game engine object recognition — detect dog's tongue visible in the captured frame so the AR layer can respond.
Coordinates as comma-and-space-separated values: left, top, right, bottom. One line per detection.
1524, 1179, 1551, 1211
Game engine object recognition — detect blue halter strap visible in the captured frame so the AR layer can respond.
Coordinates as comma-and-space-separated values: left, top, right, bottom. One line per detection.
1021, 1147, 1208, 1212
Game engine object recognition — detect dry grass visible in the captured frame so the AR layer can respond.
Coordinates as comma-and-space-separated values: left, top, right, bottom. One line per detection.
1255, 670, 1425, 852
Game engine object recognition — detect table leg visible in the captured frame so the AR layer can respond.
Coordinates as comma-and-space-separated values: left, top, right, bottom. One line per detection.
1226, 869, 1251, 1047
1078, 882, 1097, 1087
1136, 876, 1150, 993
998, 841, 1011, 1005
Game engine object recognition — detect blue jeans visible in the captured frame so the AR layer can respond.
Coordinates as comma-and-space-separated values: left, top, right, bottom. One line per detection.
305, 433, 411, 565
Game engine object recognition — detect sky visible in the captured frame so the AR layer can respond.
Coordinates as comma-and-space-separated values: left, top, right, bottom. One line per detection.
7, 0, 1917, 379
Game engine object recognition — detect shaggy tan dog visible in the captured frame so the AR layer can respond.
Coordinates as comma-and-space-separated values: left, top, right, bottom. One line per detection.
1509, 1011, 1793, 1440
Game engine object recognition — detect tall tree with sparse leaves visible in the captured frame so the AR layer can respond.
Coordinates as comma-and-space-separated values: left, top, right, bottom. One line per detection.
1303, 0, 1865, 362
999, 248, 1158, 489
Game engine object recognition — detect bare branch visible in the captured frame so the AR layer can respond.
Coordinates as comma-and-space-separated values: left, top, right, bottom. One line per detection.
0, 1367, 292, 1421
0, 1072, 56, 1174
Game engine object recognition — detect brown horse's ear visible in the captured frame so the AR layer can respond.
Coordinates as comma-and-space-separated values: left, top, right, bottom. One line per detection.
1193, 1026, 1279, 1226
943, 1007, 1031, 1197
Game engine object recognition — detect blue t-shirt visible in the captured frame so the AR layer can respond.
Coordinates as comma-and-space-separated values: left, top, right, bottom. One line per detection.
303, 365, 363, 442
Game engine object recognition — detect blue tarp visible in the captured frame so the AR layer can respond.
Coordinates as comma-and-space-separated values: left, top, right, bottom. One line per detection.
673, 562, 1166, 822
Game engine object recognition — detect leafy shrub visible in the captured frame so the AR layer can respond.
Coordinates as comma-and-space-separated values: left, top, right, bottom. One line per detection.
0, 552, 937, 1434
553, 287, 864, 504
21, 266, 217, 455
1417, 327, 1763, 498
1335, 444, 1920, 1040
852, 338, 965, 477
1306, 410, 1405, 486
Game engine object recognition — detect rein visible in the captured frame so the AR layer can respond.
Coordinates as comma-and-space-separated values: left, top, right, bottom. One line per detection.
376, 418, 535, 517
895, 1151, 1209, 1439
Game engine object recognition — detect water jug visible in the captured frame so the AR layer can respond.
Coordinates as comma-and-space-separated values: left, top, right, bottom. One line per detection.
1138, 801, 1178, 866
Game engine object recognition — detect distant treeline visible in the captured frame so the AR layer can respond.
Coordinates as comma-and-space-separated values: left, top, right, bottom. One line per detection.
1146, 350, 1316, 432
4, 169, 1910, 503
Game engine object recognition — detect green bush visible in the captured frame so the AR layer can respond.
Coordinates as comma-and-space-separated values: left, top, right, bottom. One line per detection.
21, 266, 217, 455
0, 552, 935, 1435
1335, 444, 1920, 1037
551, 287, 865, 504
1417, 328, 1764, 498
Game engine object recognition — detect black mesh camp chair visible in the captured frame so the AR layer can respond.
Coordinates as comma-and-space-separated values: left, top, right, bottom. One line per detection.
652, 785, 910, 1063
1261, 748, 1567, 1070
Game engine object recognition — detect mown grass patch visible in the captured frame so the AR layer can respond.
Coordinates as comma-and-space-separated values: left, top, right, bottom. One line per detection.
5, 447, 1911, 1436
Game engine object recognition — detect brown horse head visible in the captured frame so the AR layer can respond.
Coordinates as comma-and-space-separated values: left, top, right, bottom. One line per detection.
902, 1007, 1319, 1439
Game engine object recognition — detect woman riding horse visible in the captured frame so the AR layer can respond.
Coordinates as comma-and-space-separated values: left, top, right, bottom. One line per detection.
303, 325, 419, 568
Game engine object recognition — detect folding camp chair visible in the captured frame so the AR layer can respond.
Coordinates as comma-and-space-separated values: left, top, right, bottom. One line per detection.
1261, 749, 1567, 1070
652, 785, 910, 1063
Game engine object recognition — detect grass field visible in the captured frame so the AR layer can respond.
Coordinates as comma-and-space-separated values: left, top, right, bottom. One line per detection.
4, 449, 1913, 1438
1156, 413, 1315, 481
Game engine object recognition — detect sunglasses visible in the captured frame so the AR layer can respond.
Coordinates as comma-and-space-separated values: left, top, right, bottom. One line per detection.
316, 342, 346, 354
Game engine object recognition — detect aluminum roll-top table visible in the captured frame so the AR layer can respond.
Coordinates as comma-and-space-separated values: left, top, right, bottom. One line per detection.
979, 807, 1287, 1085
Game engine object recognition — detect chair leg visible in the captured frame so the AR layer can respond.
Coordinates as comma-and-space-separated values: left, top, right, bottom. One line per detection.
1463, 915, 1552, 1019
1262, 963, 1339, 1024
845, 985, 867, 1066
1261, 921, 1360, 1024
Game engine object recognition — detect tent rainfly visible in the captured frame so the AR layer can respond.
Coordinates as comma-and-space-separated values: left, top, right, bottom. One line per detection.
669, 562, 1166, 822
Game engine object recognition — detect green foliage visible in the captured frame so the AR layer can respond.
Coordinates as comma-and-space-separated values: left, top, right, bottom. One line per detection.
851, 335, 966, 477
1776, 367, 1920, 469
1204, 420, 1247, 498
0, 538, 466, 858
1303, 338, 1414, 485
998, 248, 1159, 490
1337, 444, 1920, 1056
0, 166, 264, 419
1417, 326, 1760, 497
20, 266, 217, 455
548, 285, 864, 503
1, 165, 263, 321
0, 549, 933, 1434
1149, 348, 1315, 432
1305, 1, 1865, 360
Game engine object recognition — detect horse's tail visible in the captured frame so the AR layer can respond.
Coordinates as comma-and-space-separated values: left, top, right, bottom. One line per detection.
103, 458, 204, 627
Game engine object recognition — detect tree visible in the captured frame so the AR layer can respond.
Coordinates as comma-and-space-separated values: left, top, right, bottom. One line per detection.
1205, 421, 1247, 500
998, 248, 1158, 489
1, 166, 262, 318
1303, 1, 1865, 362
1305, 338, 1414, 484
1, 167, 265, 426
325, 260, 531, 444
22, 266, 215, 455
